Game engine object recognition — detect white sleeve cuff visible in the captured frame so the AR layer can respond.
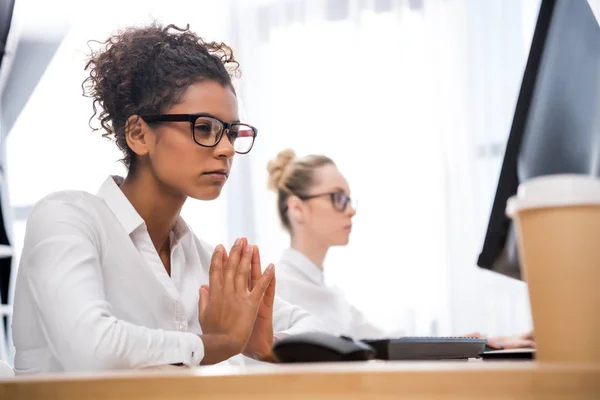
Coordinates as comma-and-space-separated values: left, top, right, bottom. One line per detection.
176, 332, 205, 367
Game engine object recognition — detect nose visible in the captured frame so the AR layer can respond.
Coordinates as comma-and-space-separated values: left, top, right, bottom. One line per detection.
214, 129, 235, 159
346, 202, 357, 217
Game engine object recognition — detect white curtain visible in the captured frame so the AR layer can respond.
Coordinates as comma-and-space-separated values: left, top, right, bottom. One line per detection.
444, 0, 538, 336
232, 0, 548, 336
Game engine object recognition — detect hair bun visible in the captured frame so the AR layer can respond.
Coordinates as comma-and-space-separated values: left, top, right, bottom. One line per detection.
267, 149, 296, 191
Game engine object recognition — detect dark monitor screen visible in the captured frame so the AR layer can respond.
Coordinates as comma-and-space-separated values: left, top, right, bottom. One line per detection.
0, 0, 15, 305
0, 0, 15, 70
477, 0, 600, 280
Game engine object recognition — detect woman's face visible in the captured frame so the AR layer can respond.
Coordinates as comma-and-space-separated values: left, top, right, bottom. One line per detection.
144, 80, 239, 200
297, 164, 357, 247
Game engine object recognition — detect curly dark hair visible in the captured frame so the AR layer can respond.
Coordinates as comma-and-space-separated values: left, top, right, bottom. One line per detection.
82, 23, 240, 171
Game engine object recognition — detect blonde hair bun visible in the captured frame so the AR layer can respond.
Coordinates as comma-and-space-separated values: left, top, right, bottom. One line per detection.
267, 149, 297, 191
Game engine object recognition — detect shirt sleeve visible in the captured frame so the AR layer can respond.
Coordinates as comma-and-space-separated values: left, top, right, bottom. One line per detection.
19, 198, 205, 371
348, 304, 390, 340
271, 295, 330, 336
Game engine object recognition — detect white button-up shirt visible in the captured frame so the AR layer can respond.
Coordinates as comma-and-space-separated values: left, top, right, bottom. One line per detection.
12, 176, 321, 374
275, 248, 391, 340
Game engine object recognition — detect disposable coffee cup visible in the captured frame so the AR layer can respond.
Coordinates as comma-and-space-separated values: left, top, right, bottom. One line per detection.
506, 174, 600, 363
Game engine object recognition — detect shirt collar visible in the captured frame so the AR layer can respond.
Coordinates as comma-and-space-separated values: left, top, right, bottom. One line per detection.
96, 176, 190, 241
280, 248, 324, 285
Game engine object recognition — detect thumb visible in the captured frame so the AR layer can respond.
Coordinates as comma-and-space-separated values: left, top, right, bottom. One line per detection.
264, 264, 276, 306
199, 285, 210, 316
250, 264, 274, 304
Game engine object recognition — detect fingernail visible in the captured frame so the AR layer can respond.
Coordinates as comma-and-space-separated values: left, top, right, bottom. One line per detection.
234, 238, 241, 246
214, 245, 221, 254
245, 244, 253, 253
267, 264, 274, 272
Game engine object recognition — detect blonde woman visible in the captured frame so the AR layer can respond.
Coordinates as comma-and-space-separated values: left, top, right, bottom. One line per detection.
268, 149, 535, 349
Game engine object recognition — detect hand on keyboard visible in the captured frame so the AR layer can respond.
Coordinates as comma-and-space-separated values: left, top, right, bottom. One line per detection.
463, 331, 536, 350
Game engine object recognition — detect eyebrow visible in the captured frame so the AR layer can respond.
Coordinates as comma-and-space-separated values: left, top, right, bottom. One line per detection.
328, 187, 349, 194
185, 111, 238, 123
203, 113, 240, 124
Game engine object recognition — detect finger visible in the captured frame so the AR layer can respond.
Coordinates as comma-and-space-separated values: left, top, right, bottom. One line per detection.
224, 238, 244, 291
235, 243, 254, 292
522, 340, 536, 349
485, 339, 504, 349
250, 264, 274, 304
198, 285, 210, 317
221, 247, 229, 287
208, 245, 224, 288
262, 264, 276, 308
523, 330, 534, 341
221, 244, 229, 267
250, 245, 262, 290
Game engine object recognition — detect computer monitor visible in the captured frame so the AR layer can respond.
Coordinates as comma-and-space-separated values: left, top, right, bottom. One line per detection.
477, 0, 600, 280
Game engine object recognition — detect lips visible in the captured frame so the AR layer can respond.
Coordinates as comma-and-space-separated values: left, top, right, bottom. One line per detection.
202, 169, 229, 177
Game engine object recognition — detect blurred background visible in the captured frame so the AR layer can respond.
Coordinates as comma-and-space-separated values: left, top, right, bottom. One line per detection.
1, 0, 597, 364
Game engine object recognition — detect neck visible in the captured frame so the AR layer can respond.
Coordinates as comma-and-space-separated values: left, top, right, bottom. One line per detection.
119, 168, 187, 253
290, 231, 329, 269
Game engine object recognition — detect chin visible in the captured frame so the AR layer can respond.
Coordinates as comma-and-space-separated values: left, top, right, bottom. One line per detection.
333, 235, 351, 246
186, 185, 224, 201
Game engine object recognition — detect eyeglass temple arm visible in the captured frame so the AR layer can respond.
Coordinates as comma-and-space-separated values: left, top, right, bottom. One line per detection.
142, 114, 192, 123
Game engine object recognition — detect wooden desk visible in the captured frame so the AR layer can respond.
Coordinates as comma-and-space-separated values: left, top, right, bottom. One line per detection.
1, 361, 599, 400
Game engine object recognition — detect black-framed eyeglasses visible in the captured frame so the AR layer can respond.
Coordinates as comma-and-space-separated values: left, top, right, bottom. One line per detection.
141, 113, 258, 154
298, 191, 357, 212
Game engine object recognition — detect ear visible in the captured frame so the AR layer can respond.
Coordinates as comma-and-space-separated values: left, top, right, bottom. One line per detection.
124, 115, 152, 157
286, 196, 306, 226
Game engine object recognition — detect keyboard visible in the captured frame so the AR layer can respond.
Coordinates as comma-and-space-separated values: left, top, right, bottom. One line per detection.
361, 337, 488, 360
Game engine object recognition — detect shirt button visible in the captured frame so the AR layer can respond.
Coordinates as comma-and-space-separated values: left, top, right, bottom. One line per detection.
178, 322, 187, 331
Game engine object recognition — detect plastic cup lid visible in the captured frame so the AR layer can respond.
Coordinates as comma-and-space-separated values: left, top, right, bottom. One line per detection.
506, 174, 600, 217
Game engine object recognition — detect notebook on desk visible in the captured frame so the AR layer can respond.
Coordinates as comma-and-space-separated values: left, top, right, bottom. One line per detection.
361, 337, 488, 361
